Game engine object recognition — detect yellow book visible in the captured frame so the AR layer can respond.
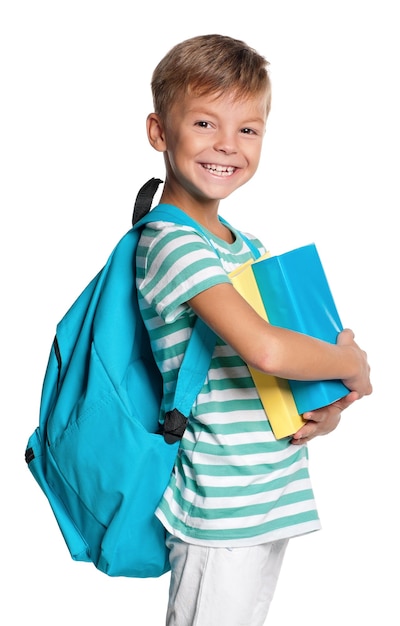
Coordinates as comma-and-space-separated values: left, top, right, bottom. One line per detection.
229, 254, 305, 439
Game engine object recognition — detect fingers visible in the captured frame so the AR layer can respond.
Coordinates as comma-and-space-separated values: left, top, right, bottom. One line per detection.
337, 328, 355, 345
291, 411, 341, 443
290, 394, 357, 444
336, 330, 372, 398
334, 390, 359, 409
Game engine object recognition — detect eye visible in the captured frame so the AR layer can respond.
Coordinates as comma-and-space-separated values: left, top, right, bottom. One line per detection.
195, 121, 212, 129
241, 127, 256, 135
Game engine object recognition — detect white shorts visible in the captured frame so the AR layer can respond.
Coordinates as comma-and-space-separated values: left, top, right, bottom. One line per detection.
165, 534, 289, 626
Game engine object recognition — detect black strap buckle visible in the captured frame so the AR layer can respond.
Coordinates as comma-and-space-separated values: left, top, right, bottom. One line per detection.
163, 409, 188, 444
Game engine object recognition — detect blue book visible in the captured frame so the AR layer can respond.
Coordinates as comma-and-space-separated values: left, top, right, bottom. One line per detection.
252, 244, 349, 414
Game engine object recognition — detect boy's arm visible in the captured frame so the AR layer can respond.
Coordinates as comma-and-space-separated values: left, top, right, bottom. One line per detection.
188, 282, 372, 399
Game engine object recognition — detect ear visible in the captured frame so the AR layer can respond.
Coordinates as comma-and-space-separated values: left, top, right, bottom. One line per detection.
146, 113, 167, 152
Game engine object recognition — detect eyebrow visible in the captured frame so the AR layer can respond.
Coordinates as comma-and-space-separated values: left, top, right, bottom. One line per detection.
187, 108, 266, 125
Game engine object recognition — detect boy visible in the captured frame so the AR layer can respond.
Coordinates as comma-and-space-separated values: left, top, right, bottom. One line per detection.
137, 34, 371, 626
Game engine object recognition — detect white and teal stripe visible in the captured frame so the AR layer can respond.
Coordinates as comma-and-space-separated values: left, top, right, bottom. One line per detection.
136, 219, 321, 547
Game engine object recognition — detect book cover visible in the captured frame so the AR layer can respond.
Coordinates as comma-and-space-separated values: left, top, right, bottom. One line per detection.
251, 244, 349, 414
229, 254, 305, 439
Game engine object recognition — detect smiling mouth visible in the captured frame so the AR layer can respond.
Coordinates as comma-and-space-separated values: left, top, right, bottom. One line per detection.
202, 163, 236, 176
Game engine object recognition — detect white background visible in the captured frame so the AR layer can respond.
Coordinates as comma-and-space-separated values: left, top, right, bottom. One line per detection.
1, 1, 398, 624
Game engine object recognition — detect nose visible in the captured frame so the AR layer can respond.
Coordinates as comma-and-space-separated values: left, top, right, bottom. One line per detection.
213, 131, 238, 155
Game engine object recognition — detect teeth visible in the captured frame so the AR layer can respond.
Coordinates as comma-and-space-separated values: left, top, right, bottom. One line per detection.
203, 164, 235, 175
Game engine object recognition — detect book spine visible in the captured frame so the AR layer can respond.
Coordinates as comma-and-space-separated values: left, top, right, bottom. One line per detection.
229, 262, 304, 438
249, 368, 305, 439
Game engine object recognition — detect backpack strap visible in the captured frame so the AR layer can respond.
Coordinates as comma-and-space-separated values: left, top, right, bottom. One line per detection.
132, 177, 163, 225
162, 317, 216, 443
132, 181, 217, 444
132, 180, 261, 443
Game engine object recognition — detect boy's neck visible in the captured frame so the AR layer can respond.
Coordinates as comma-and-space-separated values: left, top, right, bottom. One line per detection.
160, 193, 235, 243
159, 187, 233, 242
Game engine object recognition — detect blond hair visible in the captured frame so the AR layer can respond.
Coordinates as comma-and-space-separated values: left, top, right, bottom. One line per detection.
151, 34, 271, 118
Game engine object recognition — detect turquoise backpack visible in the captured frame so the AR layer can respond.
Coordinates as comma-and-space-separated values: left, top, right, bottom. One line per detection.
24, 179, 221, 578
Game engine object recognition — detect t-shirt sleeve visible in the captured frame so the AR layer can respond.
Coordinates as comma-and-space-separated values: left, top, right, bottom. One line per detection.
137, 222, 231, 323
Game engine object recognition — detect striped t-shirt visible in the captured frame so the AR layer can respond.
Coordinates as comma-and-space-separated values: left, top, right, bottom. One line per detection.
136, 217, 321, 547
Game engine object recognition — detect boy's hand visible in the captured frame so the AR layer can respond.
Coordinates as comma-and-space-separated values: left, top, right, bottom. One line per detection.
337, 328, 372, 398
290, 391, 359, 444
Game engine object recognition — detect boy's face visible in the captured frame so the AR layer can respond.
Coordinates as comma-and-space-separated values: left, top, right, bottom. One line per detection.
148, 89, 268, 208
